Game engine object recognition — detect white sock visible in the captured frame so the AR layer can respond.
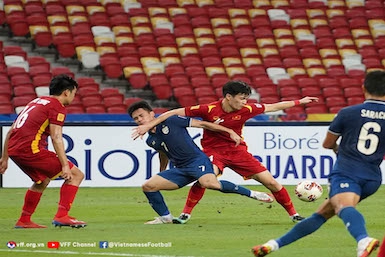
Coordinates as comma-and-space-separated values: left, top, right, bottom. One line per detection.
266, 240, 279, 251
161, 214, 173, 221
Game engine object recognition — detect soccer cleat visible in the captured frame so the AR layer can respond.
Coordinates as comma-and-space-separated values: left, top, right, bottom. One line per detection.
172, 213, 191, 224
14, 220, 47, 229
145, 217, 173, 225
357, 237, 379, 257
52, 215, 87, 228
291, 214, 306, 223
251, 244, 273, 257
251, 191, 274, 203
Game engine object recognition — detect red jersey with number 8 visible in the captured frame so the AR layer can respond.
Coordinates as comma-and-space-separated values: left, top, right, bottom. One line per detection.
8, 96, 67, 156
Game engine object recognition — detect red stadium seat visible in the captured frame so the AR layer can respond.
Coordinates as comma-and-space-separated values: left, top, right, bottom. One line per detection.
66, 105, 85, 113
107, 105, 127, 114
85, 105, 106, 113
0, 103, 14, 113
123, 97, 143, 107
305, 105, 328, 114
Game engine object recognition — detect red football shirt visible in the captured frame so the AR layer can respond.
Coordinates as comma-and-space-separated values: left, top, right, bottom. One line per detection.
185, 100, 265, 150
8, 96, 67, 155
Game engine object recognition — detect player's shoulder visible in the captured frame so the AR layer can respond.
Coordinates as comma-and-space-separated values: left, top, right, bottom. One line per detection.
242, 103, 264, 113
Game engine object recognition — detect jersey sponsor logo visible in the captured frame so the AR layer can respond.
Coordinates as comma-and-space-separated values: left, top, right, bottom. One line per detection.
254, 103, 263, 108
57, 113, 65, 122
161, 125, 170, 134
340, 183, 349, 188
232, 115, 241, 120
213, 118, 224, 124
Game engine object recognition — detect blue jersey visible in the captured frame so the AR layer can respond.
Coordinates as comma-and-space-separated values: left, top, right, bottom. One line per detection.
146, 115, 208, 168
329, 100, 385, 181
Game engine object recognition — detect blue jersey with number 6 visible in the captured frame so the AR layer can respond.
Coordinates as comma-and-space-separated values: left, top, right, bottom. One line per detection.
329, 100, 385, 181
146, 115, 208, 168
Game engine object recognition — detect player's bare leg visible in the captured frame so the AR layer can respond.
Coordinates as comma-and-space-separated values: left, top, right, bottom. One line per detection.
251, 171, 305, 222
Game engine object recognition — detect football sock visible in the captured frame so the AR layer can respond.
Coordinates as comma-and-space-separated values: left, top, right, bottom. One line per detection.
55, 184, 79, 218
182, 182, 206, 214
19, 190, 42, 223
277, 213, 327, 248
219, 180, 250, 196
377, 236, 385, 257
143, 191, 170, 216
272, 187, 297, 216
338, 206, 367, 242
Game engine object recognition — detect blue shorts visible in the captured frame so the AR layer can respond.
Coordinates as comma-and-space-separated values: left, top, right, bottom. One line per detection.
329, 173, 381, 201
157, 157, 214, 188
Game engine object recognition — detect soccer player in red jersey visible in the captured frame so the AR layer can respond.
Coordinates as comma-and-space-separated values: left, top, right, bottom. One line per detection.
0, 75, 87, 229
133, 80, 318, 224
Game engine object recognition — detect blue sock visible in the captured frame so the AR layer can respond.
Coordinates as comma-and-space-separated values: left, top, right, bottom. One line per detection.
277, 213, 327, 248
338, 206, 367, 242
143, 191, 170, 216
219, 180, 250, 196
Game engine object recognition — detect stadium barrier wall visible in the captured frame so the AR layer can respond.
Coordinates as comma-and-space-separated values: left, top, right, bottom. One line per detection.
1, 114, 384, 187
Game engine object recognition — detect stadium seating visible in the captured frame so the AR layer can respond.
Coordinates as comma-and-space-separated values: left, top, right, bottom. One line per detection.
1, 0, 384, 115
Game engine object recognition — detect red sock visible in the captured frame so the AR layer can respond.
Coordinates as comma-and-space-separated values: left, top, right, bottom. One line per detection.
378, 236, 385, 257
272, 187, 297, 216
55, 184, 79, 218
19, 190, 42, 223
182, 183, 206, 214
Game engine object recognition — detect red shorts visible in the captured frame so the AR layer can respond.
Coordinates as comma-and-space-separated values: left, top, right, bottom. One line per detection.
203, 147, 267, 179
10, 149, 74, 184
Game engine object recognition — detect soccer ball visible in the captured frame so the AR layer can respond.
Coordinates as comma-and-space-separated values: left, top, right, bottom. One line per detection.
295, 180, 323, 202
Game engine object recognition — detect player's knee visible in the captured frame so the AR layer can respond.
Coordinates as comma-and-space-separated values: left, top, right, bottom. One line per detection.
72, 168, 85, 181
142, 182, 156, 192
200, 180, 220, 190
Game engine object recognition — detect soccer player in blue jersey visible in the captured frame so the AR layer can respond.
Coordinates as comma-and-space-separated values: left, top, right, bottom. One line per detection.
252, 70, 385, 257
128, 101, 274, 224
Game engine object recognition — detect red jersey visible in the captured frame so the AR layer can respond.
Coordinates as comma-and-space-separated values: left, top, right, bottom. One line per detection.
185, 100, 265, 150
8, 96, 67, 156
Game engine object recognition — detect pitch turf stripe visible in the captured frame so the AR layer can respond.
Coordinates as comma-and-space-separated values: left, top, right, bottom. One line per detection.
0, 249, 198, 257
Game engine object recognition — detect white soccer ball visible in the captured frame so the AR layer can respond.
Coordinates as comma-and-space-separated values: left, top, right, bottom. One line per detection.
295, 180, 323, 202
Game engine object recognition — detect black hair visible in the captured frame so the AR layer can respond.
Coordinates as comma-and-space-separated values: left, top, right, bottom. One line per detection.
222, 80, 252, 97
128, 100, 153, 117
49, 74, 78, 96
364, 70, 385, 97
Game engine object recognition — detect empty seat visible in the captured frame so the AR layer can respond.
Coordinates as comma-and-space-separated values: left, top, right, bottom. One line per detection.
124, 97, 143, 107
323, 87, 344, 97
85, 105, 106, 113
325, 96, 346, 108
0, 104, 14, 114
66, 105, 85, 113
12, 95, 36, 107
305, 105, 328, 114
344, 87, 363, 98
107, 105, 127, 114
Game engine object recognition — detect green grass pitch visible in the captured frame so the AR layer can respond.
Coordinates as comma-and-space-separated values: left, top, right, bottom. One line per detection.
0, 186, 384, 257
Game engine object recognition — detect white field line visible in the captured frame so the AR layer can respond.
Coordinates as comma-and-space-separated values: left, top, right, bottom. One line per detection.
0, 249, 199, 257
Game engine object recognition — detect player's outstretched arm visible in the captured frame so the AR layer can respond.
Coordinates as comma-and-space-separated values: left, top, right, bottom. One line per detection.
191, 119, 242, 147
263, 96, 318, 113
132, 108, 186, 140
0, 124, 13, 174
